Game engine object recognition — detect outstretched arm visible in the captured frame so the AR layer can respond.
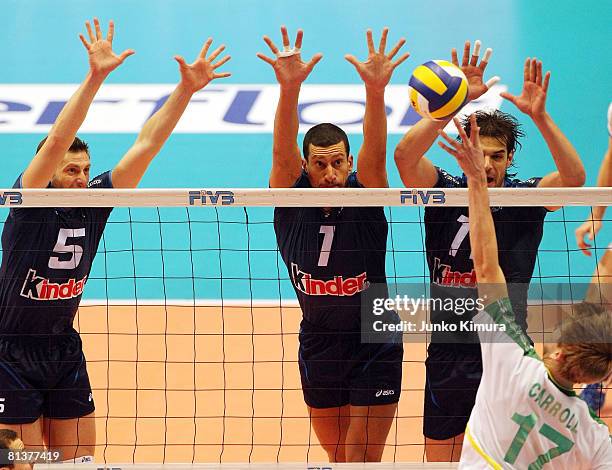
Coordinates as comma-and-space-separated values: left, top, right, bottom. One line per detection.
111, 39, 231, 188
22, 18, 134, 188
257, 26, 322, 188
438, 115, 508, 302
345, 28, 408, 188
501, 58, 585, 194
394, 40, 498, 188
575, 135, 612, 255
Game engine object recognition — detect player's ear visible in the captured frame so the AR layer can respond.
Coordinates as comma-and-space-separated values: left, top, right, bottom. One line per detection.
302, 158, 308, 173
506, 151, 514, 168
347, 154, 354, 171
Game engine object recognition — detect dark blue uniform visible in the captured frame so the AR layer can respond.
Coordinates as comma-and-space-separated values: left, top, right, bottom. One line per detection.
0, 172, 113, 423
275, 172, 403, 408
423, 167, 547, 439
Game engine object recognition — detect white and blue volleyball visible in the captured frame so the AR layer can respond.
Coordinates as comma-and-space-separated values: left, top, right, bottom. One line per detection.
408, 60, 469, 120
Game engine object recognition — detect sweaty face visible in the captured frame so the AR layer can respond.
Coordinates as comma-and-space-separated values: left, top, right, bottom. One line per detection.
304, 142, 353, 188
480, 136, 513, 188
50, 151, 91, 189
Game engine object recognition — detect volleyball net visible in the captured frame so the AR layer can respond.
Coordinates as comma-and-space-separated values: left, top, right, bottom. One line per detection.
0, 186, 610, 467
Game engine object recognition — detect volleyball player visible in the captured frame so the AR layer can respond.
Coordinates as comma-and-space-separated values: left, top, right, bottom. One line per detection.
575, 102, 612, 419
0, 19, 230, 462
438, 114, 612, 469
394, 50, 586, 461
258, 26, 408, 462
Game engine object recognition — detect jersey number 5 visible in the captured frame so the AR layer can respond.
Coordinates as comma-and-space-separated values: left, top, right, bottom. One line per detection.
318, 225, 335, 267
48, 228, 86, 269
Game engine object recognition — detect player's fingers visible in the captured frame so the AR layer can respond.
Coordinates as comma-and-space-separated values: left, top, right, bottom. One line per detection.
263, 36, 280, 55
485, 76, 501, 89
85, 21, 95, 43
462, 40, 470, 67
212, 55, 231, 69
213, 72, 232, 79
207, 44, 225, 62
438, 129, 460, 148
542, 71, 551, 93
256, 53, 275, 65
378, 27, 389, 54
529, 57, 537, 82
107, 20, 115, 42
281, 25, 290, 48
392, 52, 410, 68
366, 29, 375, 54
344, 54, 360, 68
469, 114, 480, 146
387, 38, 406, 60
451, 48, 459, 66
294, 29, 303, 49
479, 47, 493, 71
453, 116, 470, 143
306, 53, 323, 72
438, 141, 459, 158
536, 60, 543, 86
499, 91, 517, 104
94, 17, 102, 40
174, 55, 187, 68
469, 39, 481, 66
118, 49, 135, 62
79, 34, 91, 50
523, 57, 530, 83
199, 38, 213, 59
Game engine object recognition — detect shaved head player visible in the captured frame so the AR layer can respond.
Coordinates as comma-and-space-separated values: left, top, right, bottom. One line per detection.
258, 26, 408, 462
0, 19, 230, 462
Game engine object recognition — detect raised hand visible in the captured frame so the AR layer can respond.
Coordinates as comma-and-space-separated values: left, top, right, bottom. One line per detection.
256, 26, 322, 88
345, 28, 409, 92
79, 18, 135, 77
438, 114, 485, 179
500, 58, 550, 118
575, 218, 603, 257
452, 40, 499, 102
174, 38, 231, 93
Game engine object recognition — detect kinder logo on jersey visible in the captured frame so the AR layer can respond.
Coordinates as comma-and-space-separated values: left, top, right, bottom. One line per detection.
432, 257, 476, 288
20, 269, 87, 301
291, 263, 369, 296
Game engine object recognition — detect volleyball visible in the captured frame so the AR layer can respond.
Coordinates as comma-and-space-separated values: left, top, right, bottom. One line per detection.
408, 60, 469, 120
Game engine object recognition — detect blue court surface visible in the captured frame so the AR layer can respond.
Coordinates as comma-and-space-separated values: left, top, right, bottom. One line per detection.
1, 0, 610, 300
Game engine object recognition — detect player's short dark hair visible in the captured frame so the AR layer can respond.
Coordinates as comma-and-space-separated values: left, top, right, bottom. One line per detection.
35, 136, 90, 157
302, 123, 350, 160
461, 110, 524, 155
557, 302, 612, 383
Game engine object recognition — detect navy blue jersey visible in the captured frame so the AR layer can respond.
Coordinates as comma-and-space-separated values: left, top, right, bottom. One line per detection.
0, 172, 113, 336
274, 172, 388, 331
425, 167, 547, 343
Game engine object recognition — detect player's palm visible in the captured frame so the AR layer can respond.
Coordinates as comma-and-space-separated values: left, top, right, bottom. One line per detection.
508, 83, 547, 117
273, 55, 317, 87
175, 39, 231, 93
88, 41, 131, 75
346, 28, 409, 92
463, 64, 488, 101
79, 18, 134, 77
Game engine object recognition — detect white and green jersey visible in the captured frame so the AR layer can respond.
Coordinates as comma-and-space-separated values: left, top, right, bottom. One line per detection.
459, 297, 612, 469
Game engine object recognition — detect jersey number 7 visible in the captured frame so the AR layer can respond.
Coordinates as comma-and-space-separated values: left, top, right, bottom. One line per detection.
318, 225, 335, 267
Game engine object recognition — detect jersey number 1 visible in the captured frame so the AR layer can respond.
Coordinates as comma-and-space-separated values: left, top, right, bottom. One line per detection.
504, 412, 574, 468
48, 228, 86, 269
318, 225, 335, 267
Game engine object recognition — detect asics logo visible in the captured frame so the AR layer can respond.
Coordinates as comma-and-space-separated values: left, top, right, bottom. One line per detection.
375, 389, 395, 397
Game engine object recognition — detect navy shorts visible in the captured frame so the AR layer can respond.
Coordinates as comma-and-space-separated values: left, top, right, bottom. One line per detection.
423, 343, 482, 440
298, 319, 403, 409
0, 333, 94, 424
